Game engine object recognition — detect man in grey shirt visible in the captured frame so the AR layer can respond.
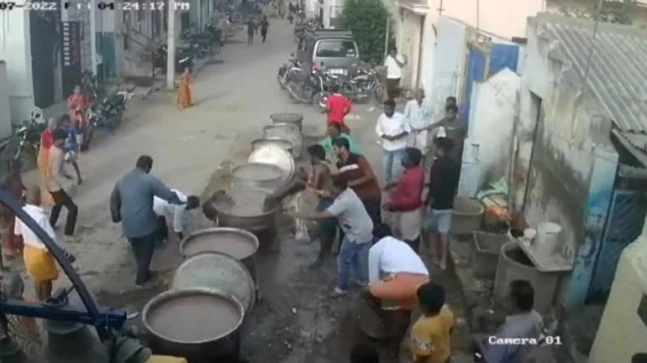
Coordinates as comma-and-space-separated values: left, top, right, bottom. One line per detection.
475, 280, 544, 363
295, 175, 374, 296
110, 155, 183, 286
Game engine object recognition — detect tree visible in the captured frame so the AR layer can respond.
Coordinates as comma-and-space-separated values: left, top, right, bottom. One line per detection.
341, 0, 394, 65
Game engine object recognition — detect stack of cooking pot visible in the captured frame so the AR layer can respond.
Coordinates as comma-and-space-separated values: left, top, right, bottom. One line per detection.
141, 113, 305, 361
141, 228, 260, 361
203, 113, 304, 233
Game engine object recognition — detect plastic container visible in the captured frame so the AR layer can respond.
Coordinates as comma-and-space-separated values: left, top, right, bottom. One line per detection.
535, 222, 561, 258
472, 232, 510, 279
493, 242, 560, 314
451, 197, 484, 234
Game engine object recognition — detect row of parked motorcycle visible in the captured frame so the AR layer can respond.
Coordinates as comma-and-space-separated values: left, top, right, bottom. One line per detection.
11, 73, 134, 164
277, 55, 384, 112
154, 23, 225, 74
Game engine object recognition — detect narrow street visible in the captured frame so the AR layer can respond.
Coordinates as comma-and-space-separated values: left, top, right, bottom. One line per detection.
15, 18, 469, 363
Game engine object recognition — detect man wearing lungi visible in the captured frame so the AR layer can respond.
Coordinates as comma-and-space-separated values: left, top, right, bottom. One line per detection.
383, 147, 425, 252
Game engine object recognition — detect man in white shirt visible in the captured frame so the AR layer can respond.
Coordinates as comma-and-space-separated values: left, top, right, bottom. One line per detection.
375, 99, 410, 187
15, 186, 74, 301
384, 47, 406, 100
362, 224, 429, 356
404, 88, 431, 156
153, 189, 200, 242
294, 176, 374, 296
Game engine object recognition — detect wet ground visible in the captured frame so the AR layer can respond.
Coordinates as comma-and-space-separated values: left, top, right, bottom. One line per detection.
92, 130, 473, 363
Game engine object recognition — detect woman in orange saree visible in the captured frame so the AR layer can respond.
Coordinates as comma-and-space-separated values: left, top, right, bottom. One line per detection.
37, 118, 58, 207
177, 68, 193, 109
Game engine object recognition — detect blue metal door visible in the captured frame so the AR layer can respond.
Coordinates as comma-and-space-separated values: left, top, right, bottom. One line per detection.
588, 190, 647, 300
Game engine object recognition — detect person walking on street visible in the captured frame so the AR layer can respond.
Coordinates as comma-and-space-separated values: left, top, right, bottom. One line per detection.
295, 175, 374, 296
110, 155, 184, 287
422, 103, 467, 163
410, 282, 455, 363
375, 99, 409, 188
404, 89, 432, 160
47, 129, 79, 244
424, 137, 460, 270
153, 189, 200, 243
247, 17, 256, 45
383, 148, 425, 252
177, 67, 194, 110
260, 15, 269, 43
384, 47, 406, 100
325, 84, 352, 134
16, 186, 75, 301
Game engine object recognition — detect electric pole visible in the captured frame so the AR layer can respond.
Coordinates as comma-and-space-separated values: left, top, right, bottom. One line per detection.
166, 0, 176, 89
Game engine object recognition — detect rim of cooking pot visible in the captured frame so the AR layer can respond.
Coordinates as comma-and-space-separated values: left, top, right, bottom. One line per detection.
142, 287, 245, 345
250, 137, 295, 150
208, 188, 281, 218
262, 123, 302, 137
179, 227, 260, 260
231, 162, 284, 182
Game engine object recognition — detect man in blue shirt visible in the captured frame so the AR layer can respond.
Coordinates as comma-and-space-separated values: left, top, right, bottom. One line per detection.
110, 155, 183, 286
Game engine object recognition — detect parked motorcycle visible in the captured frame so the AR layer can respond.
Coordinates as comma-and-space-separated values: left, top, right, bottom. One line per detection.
277, 54, 302, 89
11, 108, 46, 163
155, 44, 196, 73
81, 70, 98, 102
285, 69, 319, 104
343, 67, 383, 104
311, 70, 343, 113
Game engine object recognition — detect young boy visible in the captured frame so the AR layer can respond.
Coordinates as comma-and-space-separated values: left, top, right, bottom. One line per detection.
410, 282, 455, 363
60, 115, 83, 185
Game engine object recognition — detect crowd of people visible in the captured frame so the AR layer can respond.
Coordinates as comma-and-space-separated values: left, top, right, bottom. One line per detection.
297, 87, 545, 362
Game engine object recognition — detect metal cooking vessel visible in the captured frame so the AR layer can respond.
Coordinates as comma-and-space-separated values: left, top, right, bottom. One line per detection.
231, 162, 283, 191
172, 251, 257, 314
142, 288, 244, 360
263, 123, 303, 158
248, 144, 295, 183
179, 228, 260, 287
270, 112, 303, 130
201, 188, 281, 232
251, 137, 294, 155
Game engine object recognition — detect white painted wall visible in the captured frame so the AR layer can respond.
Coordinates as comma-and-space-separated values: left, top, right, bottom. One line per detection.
424, 16, 466, 119
467, 68, 520, 187
0, 9, 35, 125
0, 61, 13, 140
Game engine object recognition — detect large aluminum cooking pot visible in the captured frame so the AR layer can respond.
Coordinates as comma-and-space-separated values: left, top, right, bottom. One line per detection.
172, 251, 256, 314
263, 123, 303, 158
270, 112, 303, 130
179, 227, 260, 286
231, 162, 283, 191
201, 188, 281, 232
251, 137, 294, 155
142, 288, 244, 360
248, 144, 295, 183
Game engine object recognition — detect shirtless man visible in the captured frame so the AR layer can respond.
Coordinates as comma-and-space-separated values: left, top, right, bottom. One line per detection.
305, 144, 337, 267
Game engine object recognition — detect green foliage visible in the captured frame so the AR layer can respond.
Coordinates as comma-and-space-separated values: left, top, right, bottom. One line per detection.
341, 0, 394, 64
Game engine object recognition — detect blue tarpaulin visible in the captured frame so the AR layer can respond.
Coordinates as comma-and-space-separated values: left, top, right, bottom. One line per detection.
460, 43, 519, 124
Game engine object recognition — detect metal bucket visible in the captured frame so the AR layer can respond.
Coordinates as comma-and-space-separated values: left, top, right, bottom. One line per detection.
263, 123, 303, 158
171, 251, 256, 314
270, 112, 303, 130
179, 227, 260, 285
231, 162, 284, 191
142, 288, 244, 360
251, 137, 295, 155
